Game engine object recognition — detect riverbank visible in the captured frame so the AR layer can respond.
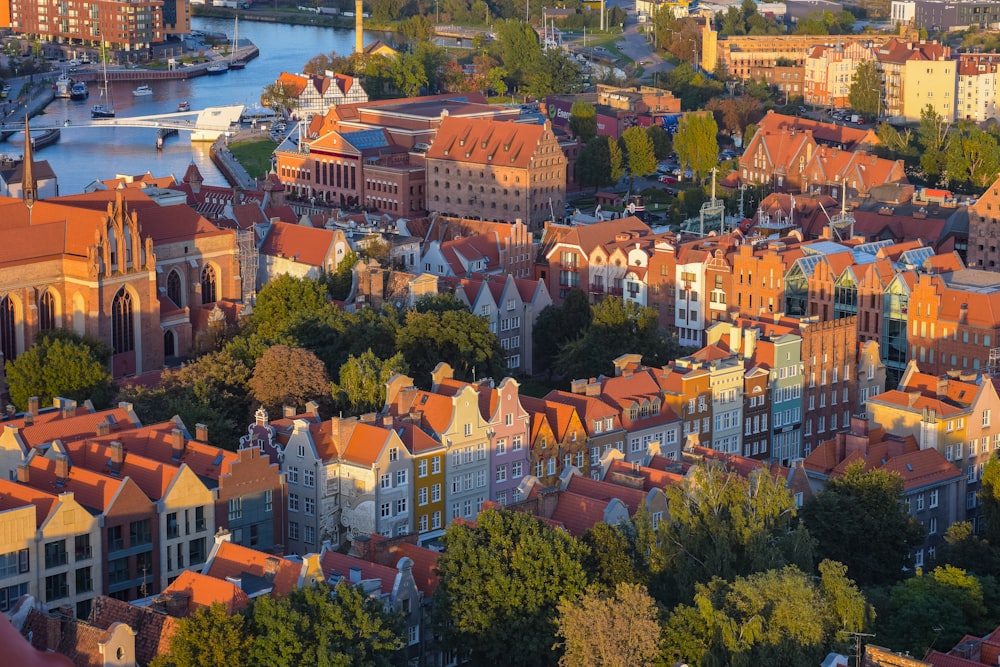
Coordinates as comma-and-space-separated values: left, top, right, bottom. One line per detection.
193, 4, 365, 30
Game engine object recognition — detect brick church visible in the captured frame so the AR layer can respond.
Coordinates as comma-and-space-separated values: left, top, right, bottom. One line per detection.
0, 121, 242, 378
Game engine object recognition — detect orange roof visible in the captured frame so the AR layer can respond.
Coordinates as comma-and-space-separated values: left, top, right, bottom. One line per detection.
565, 474, 648, 515
163, 570, 250, 615
384, 542, 441, 596
387, 387, 454, 435
0, 478, 58, 527
868, 390, 965, 417
23, 453, 138, 512
426, 117, 552, 170
65, 439, 181, 500
341, 422, 393, 467
206, 541, 300, 597
13, 407, 138, 449
605, 459, 684, 491
259, 222, 338, 267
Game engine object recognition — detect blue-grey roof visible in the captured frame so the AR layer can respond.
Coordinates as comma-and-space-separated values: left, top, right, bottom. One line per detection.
342, 129, 388, 150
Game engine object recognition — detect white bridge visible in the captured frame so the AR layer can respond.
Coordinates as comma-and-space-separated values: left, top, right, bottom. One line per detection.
4, 104, 246, 143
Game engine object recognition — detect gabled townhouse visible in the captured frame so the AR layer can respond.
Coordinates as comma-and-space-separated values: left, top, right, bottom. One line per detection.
320, 547, 423, 652
443, 272, 552, 375
800, 315, 858, 456
243, 405, 342, 555
52, 437, 216, 592
536, 216, 652, 304
271, 70, 369, 115
384, 374, 492, 528
867, 361, 1000, 528
0, 480, 101, 619
521, 395, 588, 487
19, 602, 142, 667
256, 220, 351, 290
798, 147, 907, 200
672, 234, 741, 348
657, 359, 713, 448
543, 389, 627, 478
16, 449, 161, 604
420, 216, 536, 279
393, 421, 446, 545
202, 532, 313, 599
86, 595, 178, 666
805, 417, 964, 567
339, 417, 415, 541
470, 376, 532, 508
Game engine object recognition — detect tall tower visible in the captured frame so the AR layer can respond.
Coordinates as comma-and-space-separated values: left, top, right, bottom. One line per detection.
355, 0, 363, 55
22, 115, 37, 209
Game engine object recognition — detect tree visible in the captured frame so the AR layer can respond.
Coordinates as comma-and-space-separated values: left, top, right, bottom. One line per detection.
608, 136, 626, 185
918, 104, 951, 181
399, 14, 436, 45
580, 523, 642, 591
645, 124, 672, 160
657, 462, 815, 602
388, 51, 428, 98
433, 508, 589, 666
154, 603, 250, 667
6, 331, 114, 411
532, 288, 592, 374
556, 583, 662, 667
874, 565, 999, 658
575, 136, 614, 191
620, 126, 657, 188
673, 112, 719, 180
486, 66, 508, 98
801, 461, 925, 587
525, 48, 584, 98
326, 250, 358, 302
492, 19, 542, 88
260, 81, 297, 115
946, 121, 1000, 188
569, 99, 598, 143
848, 60, 881, 119
981, 457, 1000, 545
250, 345, 331, 413
939, 521, 1000, 575
333, 349, 408, 414
248, 274, 331, 345
249, 582, 404, 667
664, 563, 870, 667
706, 95, 765, 140
396, 308, 506, 385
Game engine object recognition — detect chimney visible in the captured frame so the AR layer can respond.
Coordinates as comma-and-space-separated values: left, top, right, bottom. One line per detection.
306, 400, 320, 418
5, 404, 15, 418
171, 428, 185, 459
570, 379, 587, 394
195, 423, 208, 442
960, 304, 968, 324
23, 413, 33, 426
729, 325, 743, 356
350, 534, 371, 560
263, 557, 280, 582
585, 379, 602, 397
354, 0, 364, 55
56, 398, 76, 419
744, 328, 758, 359
349, 566, 362, 583
16, 463, 28, 484
28, 396, 39, 416
283, 405, 296, 419
383, 416, 394, 428
54, 454, 69, 481
96, 421, 110, 437
110, 440, 124, 465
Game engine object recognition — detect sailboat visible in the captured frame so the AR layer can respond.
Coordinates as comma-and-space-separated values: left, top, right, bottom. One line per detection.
229, 15, 245, 70
91, 41, 115, 118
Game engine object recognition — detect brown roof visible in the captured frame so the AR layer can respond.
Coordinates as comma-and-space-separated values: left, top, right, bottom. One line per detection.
163, 569, 250, 615
383, 542, 441, 596
89, 595, 178, 666
427, 117, 549, 170
206, 541, 301, 598
259, 221, 337, 267
23, 609, 109, 667
14, 407, 138, 449
321, 551, 400, 595
565, 474, 648, 515
1, 611, 72, 667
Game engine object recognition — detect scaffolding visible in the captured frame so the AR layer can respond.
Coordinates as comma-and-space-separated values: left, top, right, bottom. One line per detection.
990, 347, 1000, 377
237, 229, 258, 304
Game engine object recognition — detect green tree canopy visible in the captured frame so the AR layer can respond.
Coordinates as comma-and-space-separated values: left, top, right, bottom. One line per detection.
248, 274, 331, 345
433, 507, 589, 666
556, 583, 663, 667
526, 48, 585, 98
153, 602, 251, 667
250, 345, 331, 414
918, 104, 951, 181
569, 99, 598, 143
396, 307, 505, 385
657, 462, 815, 602
325, 250, 358, 302
801, 461, 925, 587
333, 349, 408, 414
664, 562, 870, 667
576, 136, 615, 191
946, 121, 1000, 188
248, 582, 404, 667
848, 60, 881, 119
532, 287, 593, 374
621, 126, 658, 188
645, 124, 673, 160
6, 330, 114, 411
673, 112, 719, 180
388, 51, 428, 98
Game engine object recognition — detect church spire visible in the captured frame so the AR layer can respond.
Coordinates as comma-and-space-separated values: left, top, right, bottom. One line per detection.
22, 114, 37, 209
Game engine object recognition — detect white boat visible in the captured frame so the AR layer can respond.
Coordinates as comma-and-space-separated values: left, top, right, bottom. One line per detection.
91, 42, 115, 118
132, 84, 153, 96
206, 61, 229, 75
177, 100, 191, 112
55, 73, 72, 99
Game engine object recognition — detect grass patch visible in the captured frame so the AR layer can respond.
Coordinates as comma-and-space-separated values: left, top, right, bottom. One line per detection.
230, 138, 278, 179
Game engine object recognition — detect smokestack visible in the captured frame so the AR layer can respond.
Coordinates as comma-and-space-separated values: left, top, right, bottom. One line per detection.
355, 0, 364, 55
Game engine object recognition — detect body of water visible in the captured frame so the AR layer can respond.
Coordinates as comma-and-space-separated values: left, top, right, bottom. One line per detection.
18, 17, 371, 194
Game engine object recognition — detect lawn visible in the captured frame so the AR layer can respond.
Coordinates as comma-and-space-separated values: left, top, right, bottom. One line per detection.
230, 138, 278, 179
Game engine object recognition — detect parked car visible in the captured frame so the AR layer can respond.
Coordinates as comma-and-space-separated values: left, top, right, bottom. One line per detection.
659, 174, 678, 183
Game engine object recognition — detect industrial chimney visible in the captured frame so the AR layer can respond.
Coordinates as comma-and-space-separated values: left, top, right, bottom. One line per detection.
355, 0, 364, 55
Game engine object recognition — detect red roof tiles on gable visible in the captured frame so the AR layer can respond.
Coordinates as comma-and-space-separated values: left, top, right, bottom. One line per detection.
565, 474, 647, 515
0, 478, 58, 527
605, 459, 684, 491
341, 423, 393, 467
23, 454, 134, 512
65, 440, 180, 500
14, 407, 138, 449
259, 221, 338, 267
384, 542, 441, 596
207, 541, 301, 598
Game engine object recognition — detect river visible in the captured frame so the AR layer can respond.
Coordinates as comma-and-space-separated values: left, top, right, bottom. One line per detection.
19, 17, 373, 194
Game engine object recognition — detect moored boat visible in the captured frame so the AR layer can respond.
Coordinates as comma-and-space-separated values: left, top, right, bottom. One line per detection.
177, 100, 191, 112
132, 84, 153, 96
206, 61, 229, 75
70, 82, 89, 100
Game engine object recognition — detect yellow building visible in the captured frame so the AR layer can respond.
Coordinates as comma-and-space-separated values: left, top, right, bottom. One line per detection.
876, 38, 955, 123
0, 479, 102, 618
398, 422, 446, 544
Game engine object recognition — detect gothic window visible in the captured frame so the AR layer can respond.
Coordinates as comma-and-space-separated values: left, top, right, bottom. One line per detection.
166, 270, 182, 307
107, 226, 118, 272
0, 296, 15, 361
122, 225, 133, 268
111, 289, 134, 354
38, 290, 56, 331
201, 265, 217, 305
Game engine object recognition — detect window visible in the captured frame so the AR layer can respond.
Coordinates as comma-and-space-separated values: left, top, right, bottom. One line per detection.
303, 525, 315, 544
547, 458, 556, 475
304, 469, 315, 488
289, 493, 299, 512
287, 467, 299, 484
496, 465, 507, 482
129, 519, 152, 546
166, 270, 183, 307
928, 517, 938, 535
431, 457, 441, 474
396, 498, 407, 514
477, 470, 486, 487
201, 265, 217, 304
418, 460, 428, 477
74, 535, 92, 561
389, 447, 399, 461
985, 410, 992, 428
381, 502, 392, 518
916, 494, 925, 512
419, 514, 428, 532
496, 439, 506, 455
288, 522, 299, 540
396, 470, 407, 486
304, 497, 315, 516
463, 499, 472, 517
431, 484, 441, 502
195, 506, 206, 532
44, 540, 67, 569
432, 512, 442, 529
108, 558, 129, 586
45, 573, 68, 602
265, 489, 273, 513
419, 487, 428, 505
512, 435, 523, 451
512, 461, 522, 478
228, 497, 243, 521
478, 443, 486, 460
75, 566, 93, 594
111, 289, 135, 354
38, 290, 56, 331
380, 473, 391, 489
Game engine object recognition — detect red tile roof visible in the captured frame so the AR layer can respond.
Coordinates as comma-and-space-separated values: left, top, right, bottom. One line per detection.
163, 570, 250, 615
259, 221, 337, 267
565, 474, 648, 515
384, 542, 441, 596
0, 478, 58, 527
426, 117, 553, 170
206, 541, 300, 598
88, 595, 178, 666
321, 551, 400, 596
925, 650, 983, 667
13, 407, 138, 449
605, 459, 684, 491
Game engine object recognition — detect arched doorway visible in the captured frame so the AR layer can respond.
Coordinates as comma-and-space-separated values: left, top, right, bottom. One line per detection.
163, 329, 175, 358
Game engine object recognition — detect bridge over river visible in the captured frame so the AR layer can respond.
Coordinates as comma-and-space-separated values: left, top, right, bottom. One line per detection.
3, 105, 245, 143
